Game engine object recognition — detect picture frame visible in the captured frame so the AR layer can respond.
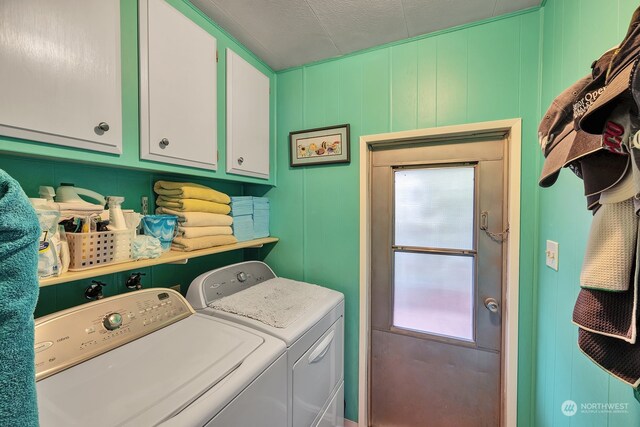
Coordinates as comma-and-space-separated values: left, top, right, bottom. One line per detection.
289, 124, 350, 167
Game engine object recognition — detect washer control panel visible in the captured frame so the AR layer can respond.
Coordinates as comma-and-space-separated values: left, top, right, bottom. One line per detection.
198, 261, 276, 305
34, 288, 194, 381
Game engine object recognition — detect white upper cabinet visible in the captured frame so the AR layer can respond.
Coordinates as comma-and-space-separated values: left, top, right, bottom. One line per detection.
139, 0, 217, 170
226, 49, 270, 180
0, 0, 122, 154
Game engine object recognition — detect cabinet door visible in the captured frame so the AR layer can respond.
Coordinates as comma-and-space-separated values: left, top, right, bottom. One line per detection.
140, 0, 217, 170
0, 0, 122, 154
226, 49, 270, 179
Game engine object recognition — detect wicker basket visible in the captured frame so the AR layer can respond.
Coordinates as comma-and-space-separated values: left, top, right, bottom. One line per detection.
66, 229, 134, 271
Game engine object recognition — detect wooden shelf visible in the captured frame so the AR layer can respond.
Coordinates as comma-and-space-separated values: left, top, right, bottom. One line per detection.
39, 237, 279, 287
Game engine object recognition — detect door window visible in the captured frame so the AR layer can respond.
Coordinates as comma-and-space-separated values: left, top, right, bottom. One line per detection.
392, 166, 476, 341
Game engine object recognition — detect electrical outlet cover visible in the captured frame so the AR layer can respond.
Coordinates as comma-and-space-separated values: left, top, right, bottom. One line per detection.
546, 240, 558, 271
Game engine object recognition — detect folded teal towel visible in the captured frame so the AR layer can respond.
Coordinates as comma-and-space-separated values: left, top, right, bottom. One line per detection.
0, 169, 40, 426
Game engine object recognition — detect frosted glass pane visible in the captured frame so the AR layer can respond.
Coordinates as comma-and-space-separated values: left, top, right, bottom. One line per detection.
393, 252, 474, 340
395, 167, 474, 250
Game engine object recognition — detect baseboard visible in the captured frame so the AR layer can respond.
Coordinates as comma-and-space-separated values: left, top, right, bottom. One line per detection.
344, 419, 359, 427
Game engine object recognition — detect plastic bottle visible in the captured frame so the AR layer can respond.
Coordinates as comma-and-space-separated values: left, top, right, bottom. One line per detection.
107, 196, 127, 230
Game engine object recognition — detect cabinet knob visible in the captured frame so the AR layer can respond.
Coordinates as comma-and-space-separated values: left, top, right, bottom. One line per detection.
237, 157, 244, 165
159, 138, 170, 149
97, 122, 110, 132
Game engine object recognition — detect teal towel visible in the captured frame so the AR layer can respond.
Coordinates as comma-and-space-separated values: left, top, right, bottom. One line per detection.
0, 169, 40, 426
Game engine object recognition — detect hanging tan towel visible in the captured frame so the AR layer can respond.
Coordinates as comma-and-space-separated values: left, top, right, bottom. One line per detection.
156, 196, 231, 214
156, 207, 233, 226
177, 225, 233, 238
580, 198, 637, 291
171, 235, 238, 251
154, 181, 231, 204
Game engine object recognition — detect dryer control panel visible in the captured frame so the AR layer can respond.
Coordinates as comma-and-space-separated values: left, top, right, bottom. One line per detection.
34, 288, 194, 381
187, 261, 276, 308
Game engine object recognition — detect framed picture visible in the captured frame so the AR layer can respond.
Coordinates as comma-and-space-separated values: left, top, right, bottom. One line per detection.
289, 124, 350, 167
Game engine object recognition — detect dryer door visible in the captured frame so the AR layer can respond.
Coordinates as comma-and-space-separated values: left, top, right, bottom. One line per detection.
293, 317, 344, 427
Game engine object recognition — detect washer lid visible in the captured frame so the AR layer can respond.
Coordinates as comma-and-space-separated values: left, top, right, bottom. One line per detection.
37, 315, 264, 427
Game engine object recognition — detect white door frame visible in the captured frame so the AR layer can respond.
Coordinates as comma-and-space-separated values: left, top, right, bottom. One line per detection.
358, 118, 522, 426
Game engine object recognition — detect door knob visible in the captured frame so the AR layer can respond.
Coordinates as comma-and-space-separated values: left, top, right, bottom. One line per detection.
97, 122, 110, 132
484, 297, 499, 313
159, 138, 170, 149
237, 157, 244, 165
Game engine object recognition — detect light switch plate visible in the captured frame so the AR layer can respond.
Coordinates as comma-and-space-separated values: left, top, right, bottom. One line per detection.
546, 240, 559, 271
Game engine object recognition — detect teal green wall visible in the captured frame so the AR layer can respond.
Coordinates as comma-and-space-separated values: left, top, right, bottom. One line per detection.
4, 0, 640, 425
251, 9, 543, 423
0, 0, 277, 186
534, 0, 640, 426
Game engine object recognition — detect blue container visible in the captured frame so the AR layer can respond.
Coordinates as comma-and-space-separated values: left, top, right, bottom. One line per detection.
141, 215, 178, 251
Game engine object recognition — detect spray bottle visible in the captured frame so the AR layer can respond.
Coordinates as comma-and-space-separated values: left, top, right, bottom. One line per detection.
107, 196, 127, 230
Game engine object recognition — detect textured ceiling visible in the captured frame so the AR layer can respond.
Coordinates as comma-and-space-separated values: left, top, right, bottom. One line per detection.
190, 0, 541, 71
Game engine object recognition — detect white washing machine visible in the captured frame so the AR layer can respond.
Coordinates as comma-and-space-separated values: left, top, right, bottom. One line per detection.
35, 288, 287, 427
186, 261, 344, 427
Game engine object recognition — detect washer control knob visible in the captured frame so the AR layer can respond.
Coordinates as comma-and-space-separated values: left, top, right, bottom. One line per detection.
237, 272, 247, 282
103, 313, 123, 331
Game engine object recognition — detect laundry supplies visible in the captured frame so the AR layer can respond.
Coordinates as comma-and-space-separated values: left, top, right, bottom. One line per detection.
253, 197, 270, 238
0, 169, 41, 427
154, 181, 235, 251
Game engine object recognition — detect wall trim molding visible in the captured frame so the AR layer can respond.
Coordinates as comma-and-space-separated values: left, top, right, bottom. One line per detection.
358, 118, 522, 426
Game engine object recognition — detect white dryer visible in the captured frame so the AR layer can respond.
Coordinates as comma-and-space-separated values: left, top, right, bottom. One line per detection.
35, 288, 287, 426
186, 261, 344, 427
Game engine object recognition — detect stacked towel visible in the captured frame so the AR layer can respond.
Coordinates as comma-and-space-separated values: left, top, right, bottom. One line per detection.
232, 215, 254, 242
253, 197, 270, 238
229, 197, 254, 242
154, 181, 236, 251
0, 169, 40, 426
230, 196, 253, 216
154, 181, 231, 204
55, 201, 104, 220
156, 196, 230, 215
171, 235, 238, 251
177, 225, 232, 238
155, 207, 233, 227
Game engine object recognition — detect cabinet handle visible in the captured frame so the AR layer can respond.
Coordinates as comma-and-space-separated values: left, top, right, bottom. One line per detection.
237, 157, 244, 165
159, 138, 170, 149
97, 122, 110, 132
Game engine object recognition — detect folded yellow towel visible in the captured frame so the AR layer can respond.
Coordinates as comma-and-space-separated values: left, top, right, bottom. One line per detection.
156, 196, 231, 214
177, 225, 233, 238
154, 181, 231, 204
171, 235, 238, 251
156, 207, 233, 226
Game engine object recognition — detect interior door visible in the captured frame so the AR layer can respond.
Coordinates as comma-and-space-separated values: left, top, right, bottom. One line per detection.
370, 137, 506, 426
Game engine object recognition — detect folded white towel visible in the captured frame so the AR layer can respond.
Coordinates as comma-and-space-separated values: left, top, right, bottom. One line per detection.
55, 202, 104, 212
